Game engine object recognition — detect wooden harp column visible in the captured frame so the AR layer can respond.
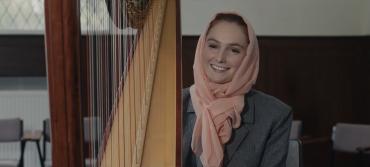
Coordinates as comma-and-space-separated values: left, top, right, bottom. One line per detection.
44, 0, 181, 166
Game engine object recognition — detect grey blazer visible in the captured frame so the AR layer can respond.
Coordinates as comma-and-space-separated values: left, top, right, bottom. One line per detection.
182, 88, 292, 167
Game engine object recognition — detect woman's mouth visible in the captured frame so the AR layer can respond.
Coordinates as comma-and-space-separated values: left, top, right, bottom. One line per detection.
210, 64, 229, 72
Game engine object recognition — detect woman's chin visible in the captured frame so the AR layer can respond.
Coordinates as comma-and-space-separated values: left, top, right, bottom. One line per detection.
208, 77, 230, 84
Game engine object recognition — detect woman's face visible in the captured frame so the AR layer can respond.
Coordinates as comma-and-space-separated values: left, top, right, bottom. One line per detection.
202, 21, 248, 84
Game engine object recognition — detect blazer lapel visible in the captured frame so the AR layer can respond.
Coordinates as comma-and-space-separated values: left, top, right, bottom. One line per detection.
183, 90, 256, 167
223, 93, 255, 166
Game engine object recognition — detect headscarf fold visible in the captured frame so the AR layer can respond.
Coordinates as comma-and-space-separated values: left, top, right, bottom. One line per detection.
190, 12, 260, 167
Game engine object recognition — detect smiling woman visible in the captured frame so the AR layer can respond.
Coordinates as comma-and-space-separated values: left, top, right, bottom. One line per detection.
182, 12, 292, 167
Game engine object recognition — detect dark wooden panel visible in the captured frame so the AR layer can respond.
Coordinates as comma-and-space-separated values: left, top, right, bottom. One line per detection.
255, 37, 370, 137
181, 36, 198, 88
0, 35, 46, 76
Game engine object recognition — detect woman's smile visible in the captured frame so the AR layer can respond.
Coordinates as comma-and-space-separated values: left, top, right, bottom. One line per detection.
210, 64, 230, 72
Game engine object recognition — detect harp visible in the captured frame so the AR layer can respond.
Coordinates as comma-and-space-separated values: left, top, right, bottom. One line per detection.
44, 0, 181, 166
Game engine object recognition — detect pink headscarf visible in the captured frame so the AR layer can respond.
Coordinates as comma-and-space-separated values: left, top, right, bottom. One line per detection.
190, 12, 260, 167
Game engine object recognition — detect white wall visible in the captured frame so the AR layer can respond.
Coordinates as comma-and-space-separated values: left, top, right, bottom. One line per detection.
181, 0, 370, 36
362, 1, 370, 34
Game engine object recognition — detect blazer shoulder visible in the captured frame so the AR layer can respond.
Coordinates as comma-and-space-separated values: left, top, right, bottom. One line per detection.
248, 89, 292, 117
182, 87, 190, 100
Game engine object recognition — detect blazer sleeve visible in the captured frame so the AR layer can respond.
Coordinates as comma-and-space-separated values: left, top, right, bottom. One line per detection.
259, 109, 292, 167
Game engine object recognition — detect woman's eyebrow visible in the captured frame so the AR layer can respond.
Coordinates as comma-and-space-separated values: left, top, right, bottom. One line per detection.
207, 38, 246, 48
229, 43, 245, 48
207, 38, 219, 43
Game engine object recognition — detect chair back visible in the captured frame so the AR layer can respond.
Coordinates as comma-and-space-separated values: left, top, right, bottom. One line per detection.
332, 123, 370, 153
0, 118, 23, 142
290, 120, 303, 139
83, 117, 100, 143
43, 119, 51, 142
286, 139, 303, 167
0, 118, 24, 167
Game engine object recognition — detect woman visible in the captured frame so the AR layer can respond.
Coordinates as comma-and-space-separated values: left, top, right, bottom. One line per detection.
182, 12, 292, 167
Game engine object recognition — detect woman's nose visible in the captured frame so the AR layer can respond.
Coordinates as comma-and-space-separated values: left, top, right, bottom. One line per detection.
215, 49, 226, 63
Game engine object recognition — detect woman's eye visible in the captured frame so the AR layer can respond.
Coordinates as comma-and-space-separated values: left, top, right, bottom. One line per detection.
208, 44, 218, 49
231, 48, 240, 54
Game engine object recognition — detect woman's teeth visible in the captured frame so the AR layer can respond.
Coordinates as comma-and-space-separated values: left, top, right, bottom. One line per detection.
211, 64, 228, 71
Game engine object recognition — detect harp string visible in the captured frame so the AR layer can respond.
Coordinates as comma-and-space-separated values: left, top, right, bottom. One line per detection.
83, 0, 165, 166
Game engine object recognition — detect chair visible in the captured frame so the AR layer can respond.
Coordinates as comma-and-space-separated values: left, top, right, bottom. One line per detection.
331, 123, 370, 167
286, 139, 303, 167
290, 120, 303, 139
0, 118, 24, 167
42, 119, 51, 167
